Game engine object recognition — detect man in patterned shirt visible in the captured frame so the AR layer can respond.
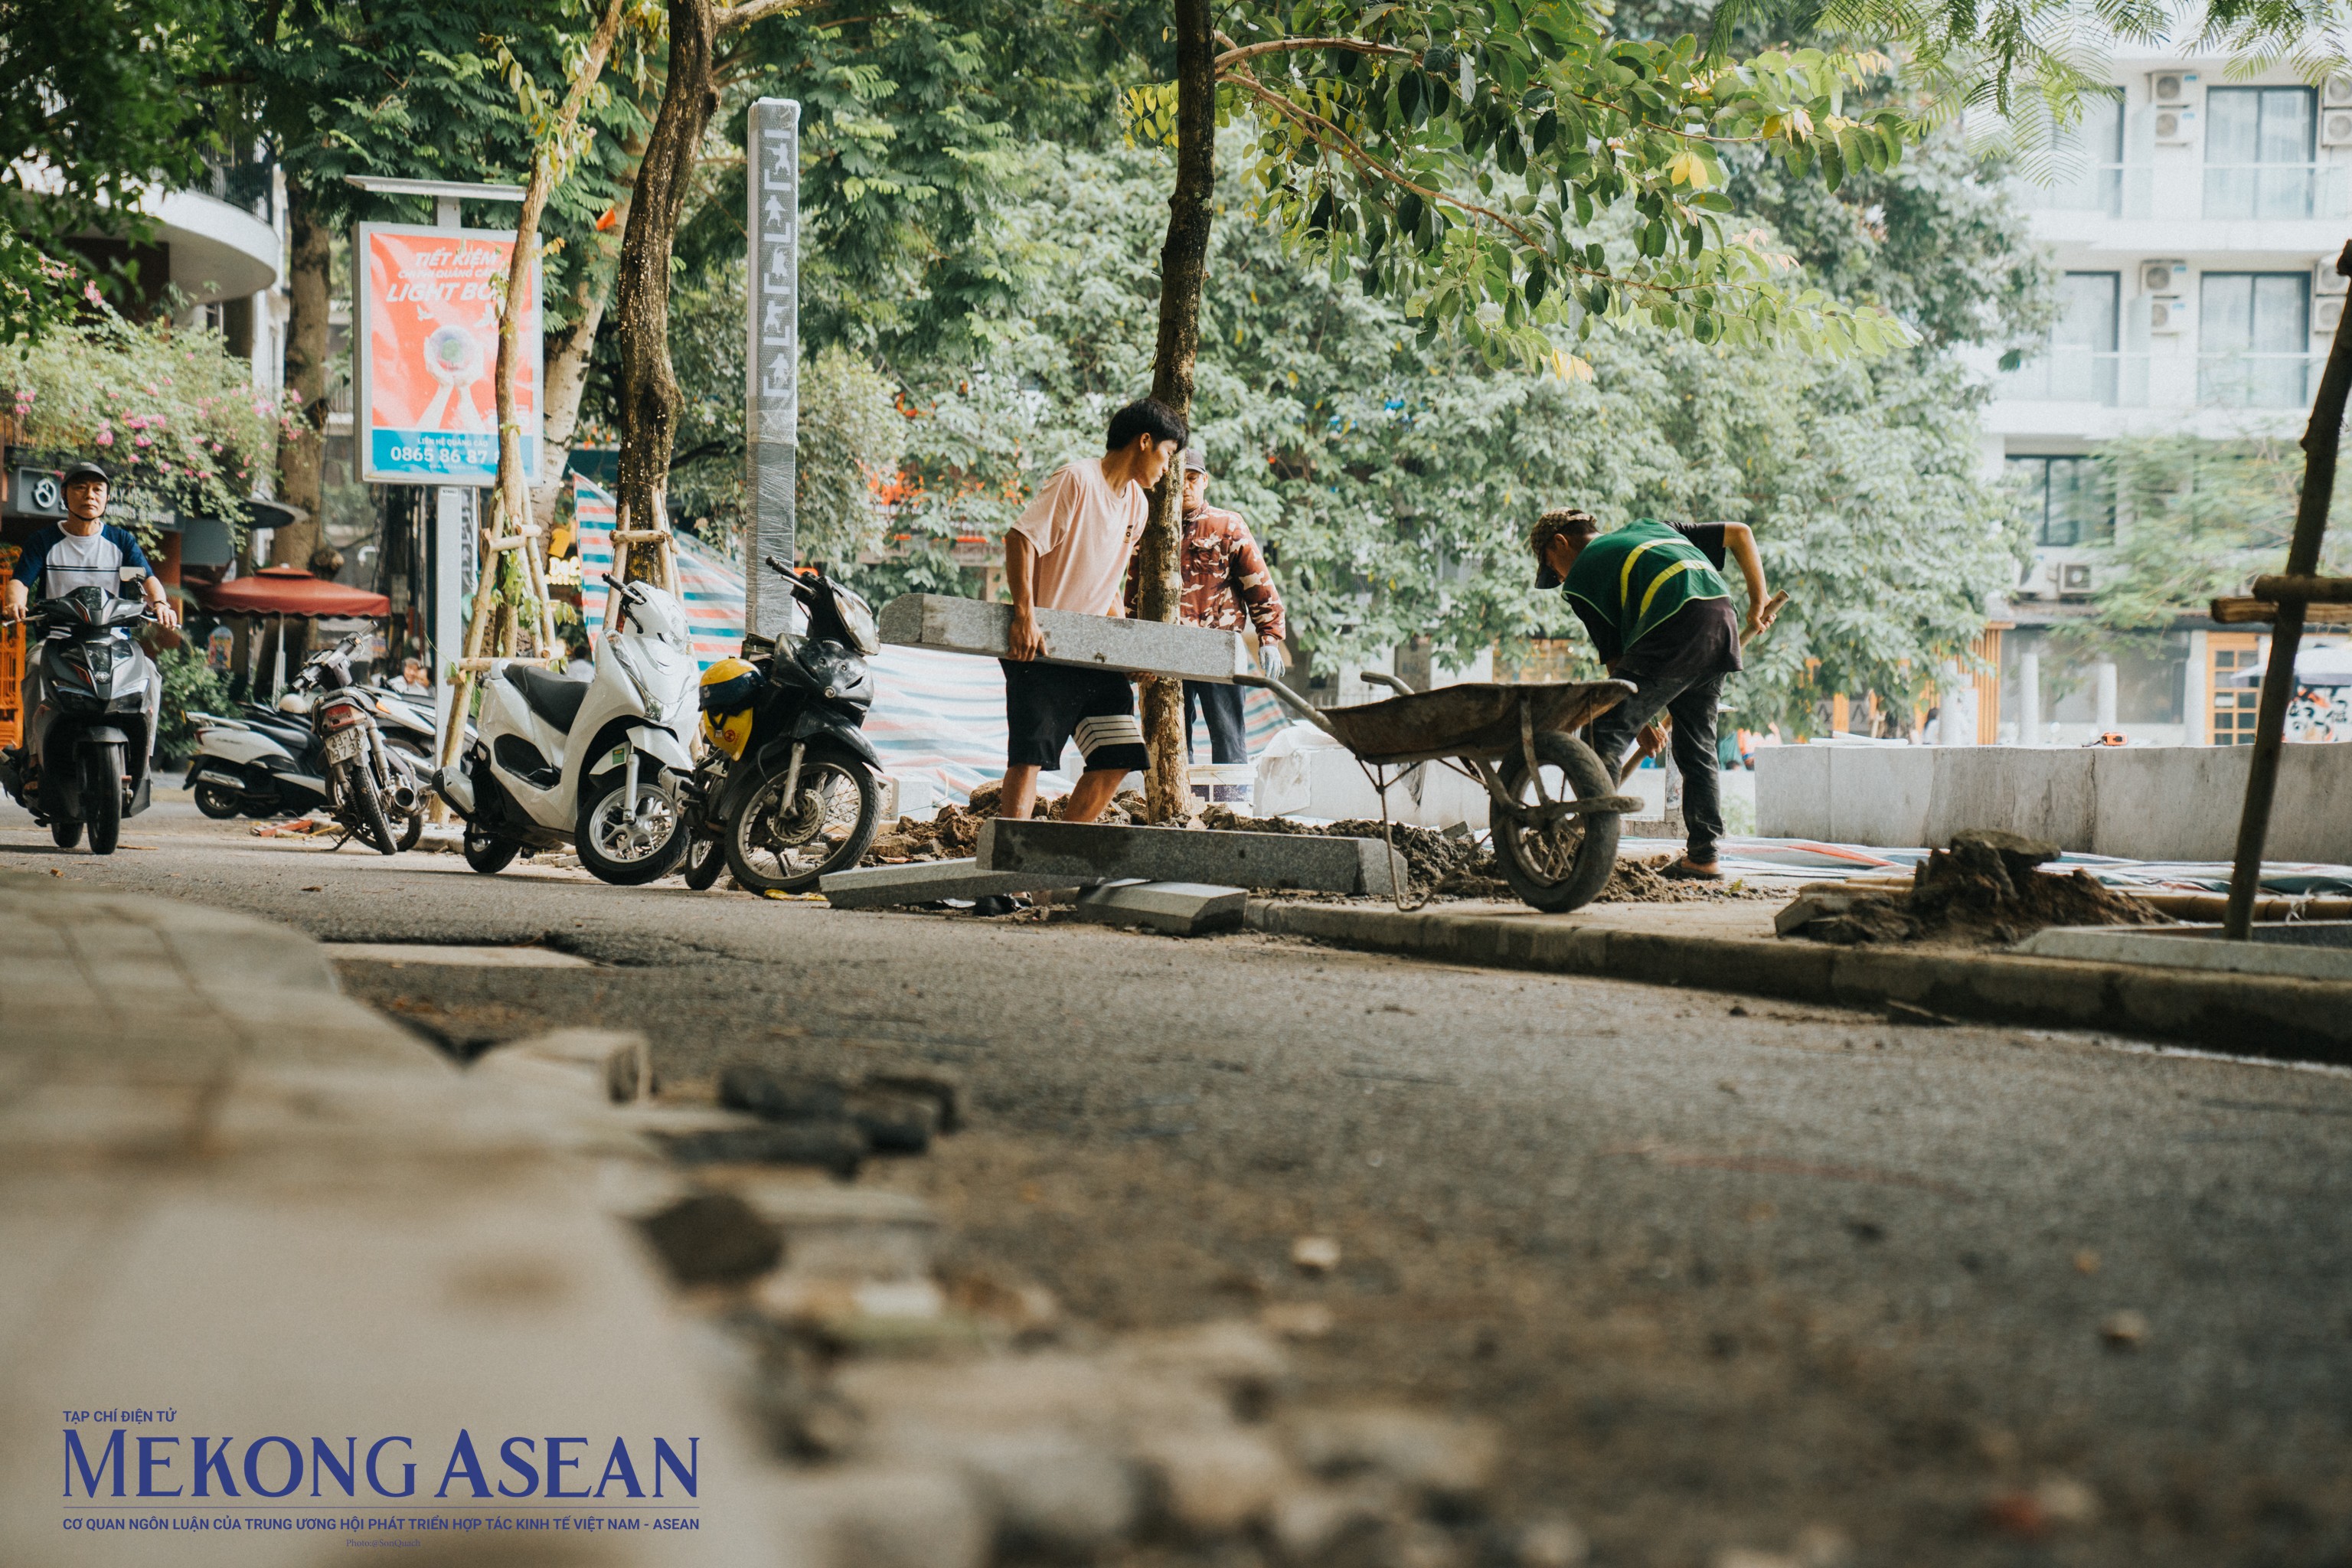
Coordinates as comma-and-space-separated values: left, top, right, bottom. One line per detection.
1142, 449, 1286, 764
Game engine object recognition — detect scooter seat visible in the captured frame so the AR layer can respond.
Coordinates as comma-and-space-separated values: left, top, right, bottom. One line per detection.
503, 663, 593, 732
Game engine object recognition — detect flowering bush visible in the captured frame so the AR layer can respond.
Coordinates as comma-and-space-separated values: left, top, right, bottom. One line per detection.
0, 312, 284, 542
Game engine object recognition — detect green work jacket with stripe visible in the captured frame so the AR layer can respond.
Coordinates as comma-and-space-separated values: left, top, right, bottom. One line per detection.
1560, 518, 1733, 663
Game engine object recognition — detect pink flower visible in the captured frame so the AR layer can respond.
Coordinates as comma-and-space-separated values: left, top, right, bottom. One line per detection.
133, 435, 152, 449
96, 428, 113, 446
83, 282, 103, 305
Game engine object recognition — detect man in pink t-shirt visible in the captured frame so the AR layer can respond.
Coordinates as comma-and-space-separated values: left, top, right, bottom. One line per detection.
998, 397, 1187, 824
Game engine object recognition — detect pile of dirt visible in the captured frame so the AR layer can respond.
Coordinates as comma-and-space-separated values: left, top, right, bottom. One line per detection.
1592, 854, 1774, 903
1789, 830, 2171, 946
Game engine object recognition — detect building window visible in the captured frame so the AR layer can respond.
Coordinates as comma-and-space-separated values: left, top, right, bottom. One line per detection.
2210, 634, 2263, 744
2027, 92, 2125, 214
2204, 87, 2318, 218
2006, 455, 2113, 547
2004, 273, 2121, 403
2200, 272, 2311, 407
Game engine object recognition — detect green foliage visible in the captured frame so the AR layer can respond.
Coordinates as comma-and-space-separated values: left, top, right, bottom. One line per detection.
797, 348, 907, 567
0, 312, 280, 537
631, 258, 904, 566
1124, 8, 1923, 365
220, 0, 645, 332
155, 639, 231, 765
2082, 434, 2352, 637
0, 0, 224, 340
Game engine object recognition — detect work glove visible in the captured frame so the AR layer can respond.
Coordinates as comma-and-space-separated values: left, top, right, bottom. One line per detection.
1258, 640, 1289, 679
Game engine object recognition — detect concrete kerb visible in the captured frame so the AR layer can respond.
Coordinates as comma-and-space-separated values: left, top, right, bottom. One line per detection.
1243, 900, 2352, 1066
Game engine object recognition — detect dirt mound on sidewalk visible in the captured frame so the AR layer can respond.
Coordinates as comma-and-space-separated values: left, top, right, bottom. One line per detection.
1792, 830, 2171, 946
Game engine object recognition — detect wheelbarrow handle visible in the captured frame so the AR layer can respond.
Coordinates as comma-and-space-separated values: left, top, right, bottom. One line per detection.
1232, 671, 1345, 743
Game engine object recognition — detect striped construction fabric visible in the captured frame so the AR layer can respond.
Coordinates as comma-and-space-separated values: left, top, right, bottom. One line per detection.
569, 474, 1289, 805
572, 476, 745, 671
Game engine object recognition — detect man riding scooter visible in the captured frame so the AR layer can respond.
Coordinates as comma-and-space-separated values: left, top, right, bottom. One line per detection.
1, 462, 179, 633
2, 462, 180, 850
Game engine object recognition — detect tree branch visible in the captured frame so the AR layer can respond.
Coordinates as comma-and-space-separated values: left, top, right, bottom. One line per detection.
717, 0, 827, 32
1214, 36, 1416, 70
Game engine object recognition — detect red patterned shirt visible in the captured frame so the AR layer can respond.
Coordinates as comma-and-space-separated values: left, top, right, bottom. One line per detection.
1170, 505, 1285, 642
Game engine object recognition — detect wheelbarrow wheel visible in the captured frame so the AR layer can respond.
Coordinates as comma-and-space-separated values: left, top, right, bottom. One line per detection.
1494, 731, 1621, 913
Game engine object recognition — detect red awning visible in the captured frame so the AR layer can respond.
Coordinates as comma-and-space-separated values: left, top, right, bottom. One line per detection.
191, 566, 390, 619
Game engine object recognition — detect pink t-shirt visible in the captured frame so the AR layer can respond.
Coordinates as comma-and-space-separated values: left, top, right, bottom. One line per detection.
1008, 457, 1147, 616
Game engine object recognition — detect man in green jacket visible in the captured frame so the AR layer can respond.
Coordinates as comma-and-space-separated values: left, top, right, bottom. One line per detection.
1529, 508, 1776, 880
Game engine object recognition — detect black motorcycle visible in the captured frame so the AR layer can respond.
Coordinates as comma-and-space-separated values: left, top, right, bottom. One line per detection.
690, 559, 885, 894
0, 585, 158, 854
300, 638, 419, 854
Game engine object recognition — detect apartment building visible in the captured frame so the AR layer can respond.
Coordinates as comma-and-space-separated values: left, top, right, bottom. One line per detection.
1985, 51, 2350, 746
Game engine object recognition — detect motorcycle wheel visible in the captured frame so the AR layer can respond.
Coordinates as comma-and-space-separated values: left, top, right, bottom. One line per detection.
721, 742, 881, 896
51, 817, 83, 849
462, 825, 520, 874
682, 833, 725, 890
576, 768, 690, 887
347, 766, 399, 856
194, 780, 245, 819
83, 742, 123, 855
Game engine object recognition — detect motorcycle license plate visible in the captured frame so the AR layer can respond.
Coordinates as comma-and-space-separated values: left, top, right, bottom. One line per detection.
323, 729, 364, 763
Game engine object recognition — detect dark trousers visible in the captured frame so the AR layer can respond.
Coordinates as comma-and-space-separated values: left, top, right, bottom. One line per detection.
1589, 661, 1729, 864
1183, 681, 1249, 764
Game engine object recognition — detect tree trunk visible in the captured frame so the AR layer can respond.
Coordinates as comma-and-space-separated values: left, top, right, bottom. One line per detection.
531, 237, 624, 531
611, 0, 720, 577
532, 131, 647, 533
271, 175, 332, 570
1137, 0, 1217, 822
495, 0, 626, 548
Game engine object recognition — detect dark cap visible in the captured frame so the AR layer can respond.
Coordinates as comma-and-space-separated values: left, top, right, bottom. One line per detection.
1180, 447, 1208, 475
1529, 506, 1598, 591
62, 460, 110, 488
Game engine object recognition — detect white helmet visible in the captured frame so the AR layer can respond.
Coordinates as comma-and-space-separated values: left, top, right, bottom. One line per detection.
276, 691, 312, 715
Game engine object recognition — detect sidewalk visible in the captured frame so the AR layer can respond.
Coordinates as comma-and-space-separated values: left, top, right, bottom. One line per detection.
1248, 894, 2352, 1063
0, 873, 788, 1566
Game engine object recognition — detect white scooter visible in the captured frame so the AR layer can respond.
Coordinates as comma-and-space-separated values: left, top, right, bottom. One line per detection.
432, 576, 699, 885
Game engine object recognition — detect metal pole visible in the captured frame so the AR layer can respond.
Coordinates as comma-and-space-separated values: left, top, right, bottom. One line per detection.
744, 98, 800, 645
2223, 239, 2352, 939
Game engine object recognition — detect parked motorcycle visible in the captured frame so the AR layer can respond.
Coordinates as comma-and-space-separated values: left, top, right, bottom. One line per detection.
691, 558, 884, 895
432, 574, 697, 885
356, 681, 446, 762
187, 638, 422, 852
0, 584, 158, 854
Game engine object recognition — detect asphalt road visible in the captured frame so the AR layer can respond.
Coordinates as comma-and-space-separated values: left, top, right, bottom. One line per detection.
11, 791, 2352, 1566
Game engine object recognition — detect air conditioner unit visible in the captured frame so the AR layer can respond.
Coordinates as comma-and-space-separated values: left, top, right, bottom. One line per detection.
2326, 74, 2352, 106
2154, 106, 2198, 144
2058, 562, 2095, 596
2325, 107, 2352, 146
2318, 261, 2350, 298
2319, 296, 2347, 335
2149, 294, 2192, 334
2141, 259, 2187, 294
2151, 71, 2190, 103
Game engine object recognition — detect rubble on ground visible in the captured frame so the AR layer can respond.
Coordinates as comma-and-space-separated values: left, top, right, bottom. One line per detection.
1779, 831, 2171, 946
863, 786, 1157, 865
472, 1028, 1553, 1568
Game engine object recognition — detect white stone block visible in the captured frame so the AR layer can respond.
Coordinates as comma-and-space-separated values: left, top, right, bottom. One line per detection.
879, 593, 1254, 682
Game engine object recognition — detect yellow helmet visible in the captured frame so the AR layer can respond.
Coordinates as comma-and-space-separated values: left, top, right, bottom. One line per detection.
699, 658, 762, 758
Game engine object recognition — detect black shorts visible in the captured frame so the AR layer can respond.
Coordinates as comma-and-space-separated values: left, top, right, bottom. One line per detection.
1000, 660, 1148, 773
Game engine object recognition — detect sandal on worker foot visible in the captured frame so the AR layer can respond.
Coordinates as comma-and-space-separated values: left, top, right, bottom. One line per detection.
1658, 858, 1723, 881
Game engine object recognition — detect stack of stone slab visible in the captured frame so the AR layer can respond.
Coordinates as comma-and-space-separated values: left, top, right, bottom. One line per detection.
818, 818, 1393, 923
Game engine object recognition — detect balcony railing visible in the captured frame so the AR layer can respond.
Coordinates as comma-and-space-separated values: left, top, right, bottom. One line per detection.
2198, 352, 2318, 408
2014, 162, 2351, 221
2017, 164, 2138, 218
2203, 163, 2352, 221
1997, 348, 2148, 407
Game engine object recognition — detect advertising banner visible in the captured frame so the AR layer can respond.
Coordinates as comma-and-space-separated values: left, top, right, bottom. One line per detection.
355, 224, 541, 486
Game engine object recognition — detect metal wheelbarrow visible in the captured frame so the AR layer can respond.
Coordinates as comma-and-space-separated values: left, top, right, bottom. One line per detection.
1236, 672, 1642, 912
